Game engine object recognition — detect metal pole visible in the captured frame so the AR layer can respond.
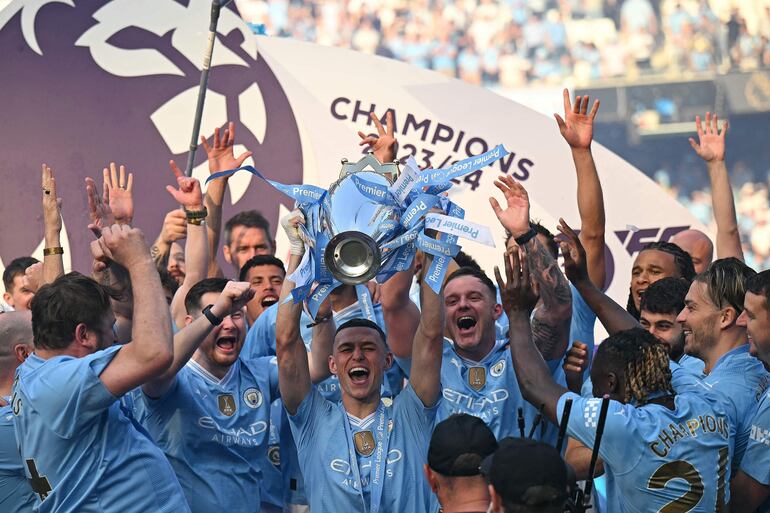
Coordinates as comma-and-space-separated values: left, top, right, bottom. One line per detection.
184, 0, 231, 177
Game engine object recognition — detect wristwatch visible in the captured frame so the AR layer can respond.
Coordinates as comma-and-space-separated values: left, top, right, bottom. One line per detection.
202, 304, 223, 326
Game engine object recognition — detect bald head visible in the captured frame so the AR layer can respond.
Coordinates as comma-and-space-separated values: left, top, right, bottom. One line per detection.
0, 311, 33, 375
671, 230, 713, 274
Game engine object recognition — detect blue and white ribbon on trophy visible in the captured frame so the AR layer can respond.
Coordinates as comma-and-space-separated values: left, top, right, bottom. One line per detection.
206, 144, 509, 320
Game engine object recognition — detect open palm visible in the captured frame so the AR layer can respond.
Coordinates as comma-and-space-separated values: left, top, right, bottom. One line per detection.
689, 112, 727, 162
554, 89, 599, 150
489, 175, 530, 236
201, 121, 252, 173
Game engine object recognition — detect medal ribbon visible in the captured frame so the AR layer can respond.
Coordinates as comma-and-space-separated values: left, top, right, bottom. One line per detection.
339, 401, 392, 513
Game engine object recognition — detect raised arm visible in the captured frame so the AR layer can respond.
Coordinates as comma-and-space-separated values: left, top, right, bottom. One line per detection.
200, 122, 253, 278
150, 209, 187, 270
490, 176, 571, 361
409, 255, 444, 407
731, 471, 770, 513
276, 252, 313, 414
495, 248, 566, 423
689, 112, 743, 261
380, 263, 420, 359
96, 224, 174, 397
164, 161, 209, 328
558, 219, 639, 334
554, 89, 606, 288
358, 110, 398, 164
143, 280, 254, 398
41, 164, 64, 284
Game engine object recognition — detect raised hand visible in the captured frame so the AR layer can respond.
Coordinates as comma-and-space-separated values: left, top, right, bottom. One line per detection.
358, 111, 399, 164
562, 340, 589, 393
489, 175, 530, 237
200, 121, 253, 173
41, 164, 62, 235
494, 248, 538, 315
160, 209, 187, 243
689, 112, 728, 163
166, 160, 204, 210
97, 224, 151, 270
103, 162, 134, 225
554, 89, 599, 150
86, 176, 115, 238
557, 218, 589, 284
22, 262, 43, 294
211, 281, 256, 318
281, 209, 306, 255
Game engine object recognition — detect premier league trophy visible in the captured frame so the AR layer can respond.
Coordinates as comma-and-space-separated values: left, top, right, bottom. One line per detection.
207, 144, 507, 318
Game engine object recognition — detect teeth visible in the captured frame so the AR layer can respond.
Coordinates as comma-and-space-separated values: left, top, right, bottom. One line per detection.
351, 367, 367, 373
457, 316, 477, 329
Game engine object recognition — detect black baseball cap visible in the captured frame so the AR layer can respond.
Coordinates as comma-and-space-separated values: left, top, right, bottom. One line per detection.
428, 414, 498, 476
481, 437, 568, 506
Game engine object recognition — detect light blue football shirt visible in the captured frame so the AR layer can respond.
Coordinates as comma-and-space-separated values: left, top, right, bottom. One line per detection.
243, 300, 405, 505
558, 386, 732, 513
12, 346, 189, 513
289, 384, 437, 513
703, 344, 769, 471
135, 356, 279, 513
258, 398, 284, 509
741, 388, 770, 513
742, 388, 770, 485
0, 404, 36, 512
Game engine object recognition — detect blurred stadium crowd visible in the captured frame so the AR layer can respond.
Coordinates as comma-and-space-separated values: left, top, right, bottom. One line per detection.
235, 0, 770, 269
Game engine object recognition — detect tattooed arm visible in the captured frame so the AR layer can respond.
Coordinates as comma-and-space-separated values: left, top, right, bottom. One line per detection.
489, 176, 571, 362
521, 236, 572, 361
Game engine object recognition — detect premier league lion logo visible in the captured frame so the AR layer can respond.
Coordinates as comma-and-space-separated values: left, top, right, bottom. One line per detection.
0, 0, 302, 273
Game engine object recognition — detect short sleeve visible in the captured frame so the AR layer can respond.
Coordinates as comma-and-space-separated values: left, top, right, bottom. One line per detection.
740, 394, 770, 485
243, 306, 278, 360
557, 391, 642, 475
394, 384, 439, 450
287, 387, 334, 454
24, 346, 121, 438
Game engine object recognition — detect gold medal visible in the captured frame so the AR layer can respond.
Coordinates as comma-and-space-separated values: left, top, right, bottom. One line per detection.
353, 430, 376, 456
218, 394, 237, 417
468, 366, 486, 391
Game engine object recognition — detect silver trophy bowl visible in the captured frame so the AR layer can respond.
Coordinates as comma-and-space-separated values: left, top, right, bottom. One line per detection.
320, 154, 401, 285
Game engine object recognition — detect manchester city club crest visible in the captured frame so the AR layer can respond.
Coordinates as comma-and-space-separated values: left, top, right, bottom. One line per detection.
353, 431, 376, 456
243, 388, 263, 409
268, 445, 280, 467
468, 367, 486, 391
218, 394, 237, 417
490, 360, 506, 378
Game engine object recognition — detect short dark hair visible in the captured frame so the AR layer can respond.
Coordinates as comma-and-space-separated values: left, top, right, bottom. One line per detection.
184, 278, 228, 314
747, 270, 770, 310
444, 267, 497, 299
594, 328, 673, 405
454, 251, 481, 272
30, 272, 116, 350
336, 318, 387, 346
239, 255, 286, 282
694, 257, 756, 314
224, 210, 273, 247
640, 277, 689, 316
3, 256, 39, 292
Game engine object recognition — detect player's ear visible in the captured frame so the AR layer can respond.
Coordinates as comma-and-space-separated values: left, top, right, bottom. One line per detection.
2, 291, 12, 306
329, 355, 338, 376
384, 351, 393, 370
607, 372, 620, 395
13, 343, 30, 363
489, 484, 502, 513
223, 244, 233, 264
423, 465, 439, 493
720, 306, 738, 329
184, 315, 194, 327
492, 303, 503, 321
